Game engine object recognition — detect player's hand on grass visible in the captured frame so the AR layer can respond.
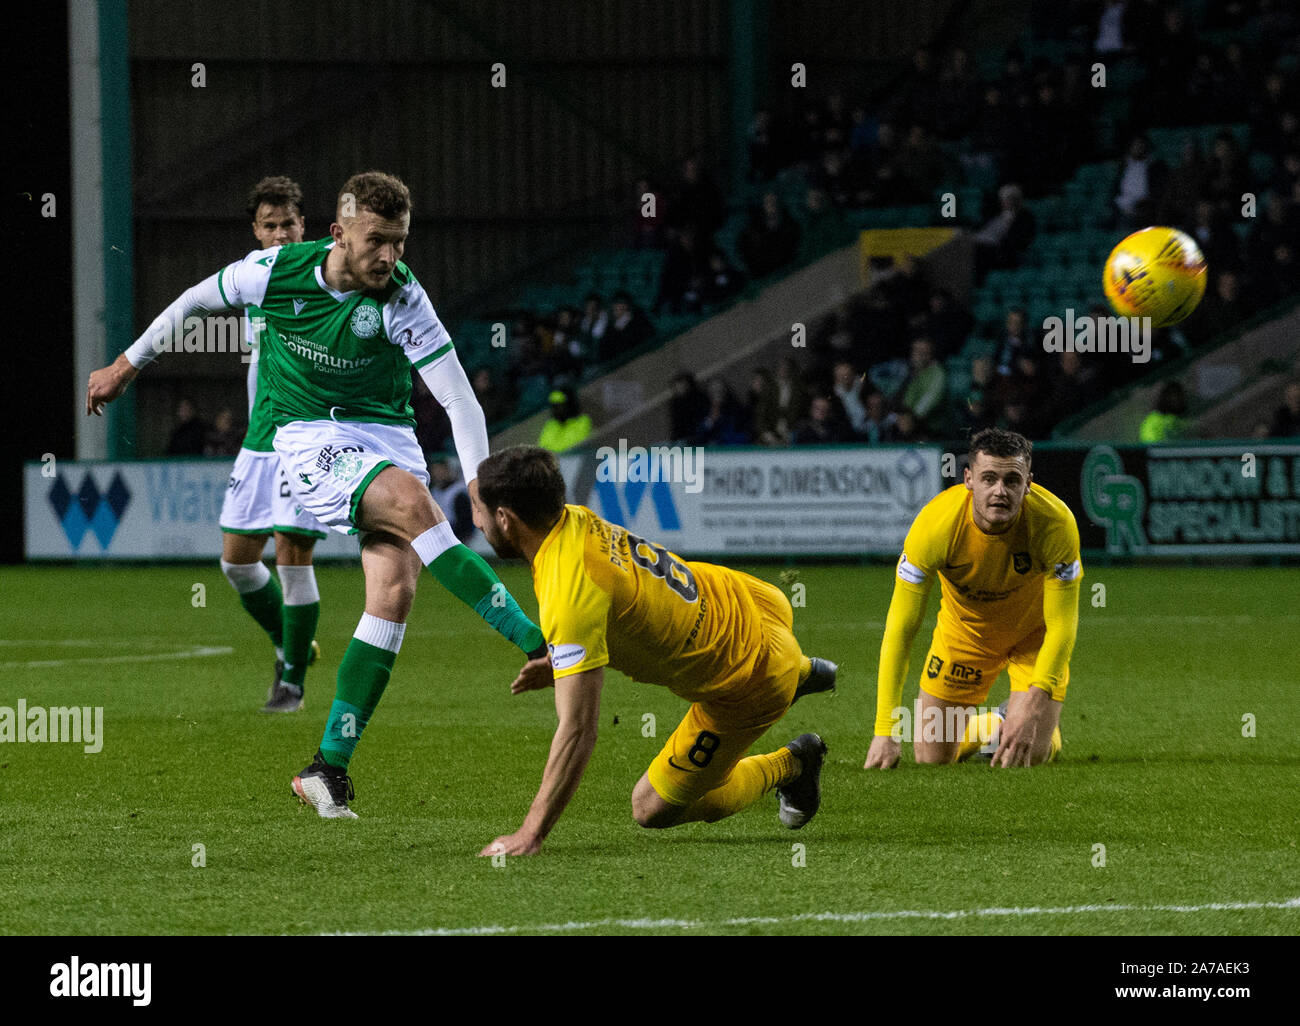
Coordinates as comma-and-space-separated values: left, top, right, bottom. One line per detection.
479, 830, 542, 856
864, 735, 901, 769
991, 687, 1051, 768
511, 652, 555, 695
86, 354, 138, 415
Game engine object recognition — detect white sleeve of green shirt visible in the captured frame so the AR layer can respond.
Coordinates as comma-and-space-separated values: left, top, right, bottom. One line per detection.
244, 317, 259, 415
123, 247, 277, 369
386, 280, 490, 485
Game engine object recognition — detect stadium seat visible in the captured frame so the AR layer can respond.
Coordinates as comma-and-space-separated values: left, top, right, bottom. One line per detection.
515, 374, 552, 412
962, 337, 1000, 362
1249, 152, 1276, 182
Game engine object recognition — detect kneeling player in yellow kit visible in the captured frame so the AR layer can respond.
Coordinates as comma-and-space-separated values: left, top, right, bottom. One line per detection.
470, 446, 838, 856
864, 429, 1081, 770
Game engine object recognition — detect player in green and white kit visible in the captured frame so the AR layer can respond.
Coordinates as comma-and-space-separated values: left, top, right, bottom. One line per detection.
88, 171, 546, 819
219, 177, 326, 713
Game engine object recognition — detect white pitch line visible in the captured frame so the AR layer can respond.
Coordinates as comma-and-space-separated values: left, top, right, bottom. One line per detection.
326, 896, 1300, 936
1, 645, 234, 669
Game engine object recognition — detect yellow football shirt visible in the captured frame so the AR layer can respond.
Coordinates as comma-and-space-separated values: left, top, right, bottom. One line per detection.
898, 483, 1082, 653
530, 505, 764, 701
873, 483, 1083, 733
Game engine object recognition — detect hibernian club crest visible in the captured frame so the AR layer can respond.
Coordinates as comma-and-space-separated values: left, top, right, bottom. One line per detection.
331, 453, 365, 483
350, 304, 381, 339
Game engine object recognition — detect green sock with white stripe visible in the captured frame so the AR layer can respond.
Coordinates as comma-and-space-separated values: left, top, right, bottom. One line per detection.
319, 613, 403, 770
278, 564, 321, 688
221, 559, 284, 650
411, 523, 545, 653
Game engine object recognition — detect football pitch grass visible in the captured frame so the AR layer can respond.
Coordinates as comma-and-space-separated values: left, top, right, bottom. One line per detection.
2, 563, 1296, 936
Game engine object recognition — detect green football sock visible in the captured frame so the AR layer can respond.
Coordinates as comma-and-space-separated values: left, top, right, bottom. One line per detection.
239, 577, 284, 649
319, 637, 397, 769
281, 602, 320, 687
429, 545, 545, 653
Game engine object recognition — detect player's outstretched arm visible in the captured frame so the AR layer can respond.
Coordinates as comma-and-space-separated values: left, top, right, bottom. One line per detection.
85, 256, 263, 415
389, 283, 490, 484
865, 577, 930, 770
86, 353, 140, 415
480, 667, 604, 856
511, 649, 555, 694
991, 576, 1079, 768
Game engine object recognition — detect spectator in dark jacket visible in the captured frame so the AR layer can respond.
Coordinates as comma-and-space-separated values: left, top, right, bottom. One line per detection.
792, 395, 849, 445
429, 456, 475, 542
578, 293, 610, 358
972, 183, 1036, 278
701, 250, 746, 306
1269, 381, 1300, 438
744, 367, 785, 446
204, 407, 242, 457
774, 356, 810, 438
739, 192, 801, 277
656, 227, 709, 315
599, 291, 655, 362
1044, 349, 1103, 426
472, 366, 515, 426
915, 287, 972, 358
692, 378, 750, 446
1184, 269, 1250, 347
166, 398, 208, 456
669, 372, 709, 444
994, 307, 1035, 378
667, 157, 725, 240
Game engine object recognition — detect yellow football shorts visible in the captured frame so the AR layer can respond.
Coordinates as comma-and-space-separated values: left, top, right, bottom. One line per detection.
646, 575, 804, 806
918, 624, 1068, 705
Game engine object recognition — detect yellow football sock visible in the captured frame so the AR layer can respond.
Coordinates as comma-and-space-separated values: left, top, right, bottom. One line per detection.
1048, 725, 1062, 762
956, 710, 1003, 761
678, 748, 799, 824
797, 655, 812, 685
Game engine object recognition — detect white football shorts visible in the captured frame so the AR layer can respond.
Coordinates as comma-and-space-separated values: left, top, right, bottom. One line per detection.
219, 448, 328, 538
272, 420, 430, 535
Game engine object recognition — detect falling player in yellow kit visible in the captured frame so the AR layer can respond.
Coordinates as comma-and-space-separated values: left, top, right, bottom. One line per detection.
864, 428, 1081, 770
469, 446, 838, 856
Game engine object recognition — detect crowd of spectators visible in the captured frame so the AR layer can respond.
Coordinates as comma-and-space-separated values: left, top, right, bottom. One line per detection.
164, 399, 244, 457
664, 253, 1115, 447
451, 0, 1299, 449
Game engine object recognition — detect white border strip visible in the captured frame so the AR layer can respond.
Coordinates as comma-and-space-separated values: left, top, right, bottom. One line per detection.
325, 897, 1300, 936
69, 0, 107, 460
1, 644, 233, 669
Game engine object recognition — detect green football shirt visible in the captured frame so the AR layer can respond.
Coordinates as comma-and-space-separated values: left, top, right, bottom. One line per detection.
216, 238, 455, 428
241, 307, 275, 452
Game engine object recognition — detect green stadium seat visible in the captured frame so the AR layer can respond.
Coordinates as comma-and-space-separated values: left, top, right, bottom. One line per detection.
1104, 57, 1146, 93
516, 374, 552, 413
1249, 152, 1276, 182
963, 337, 1000, 361
964, 160, 1001, 192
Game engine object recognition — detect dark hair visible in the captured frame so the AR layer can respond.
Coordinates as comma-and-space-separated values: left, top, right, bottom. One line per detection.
338, 171, 411, 221
969, 427, 1032, 465
246, 176, 304, 220
476, 446, 567, 531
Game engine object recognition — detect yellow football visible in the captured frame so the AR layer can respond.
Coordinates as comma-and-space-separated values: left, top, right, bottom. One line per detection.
1102, 226, 1208, 327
